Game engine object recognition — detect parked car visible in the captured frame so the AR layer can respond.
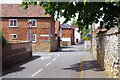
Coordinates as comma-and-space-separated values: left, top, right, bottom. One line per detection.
79, 40, 84, 44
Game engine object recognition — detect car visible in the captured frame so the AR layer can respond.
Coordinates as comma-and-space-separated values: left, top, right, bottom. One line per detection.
79, 40, 84, 44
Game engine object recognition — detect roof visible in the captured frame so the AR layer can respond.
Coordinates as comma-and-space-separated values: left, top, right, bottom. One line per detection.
71, 24, 78, 28
55, 21, 60, 34
1, 4, 50, 17
60, 24, 73, 29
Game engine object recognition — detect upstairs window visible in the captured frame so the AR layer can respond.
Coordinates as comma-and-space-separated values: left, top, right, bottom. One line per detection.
28, 19, 36, 27
9, 19, 17, 27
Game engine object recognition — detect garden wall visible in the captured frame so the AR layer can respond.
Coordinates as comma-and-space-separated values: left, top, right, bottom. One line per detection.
92, 27, 119, 78
2, 42, 32, 68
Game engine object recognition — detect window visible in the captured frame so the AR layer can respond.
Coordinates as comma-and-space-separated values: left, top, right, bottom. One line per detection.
32, 34, 36, 42
9, 19, 17, 27
28, 19, 36, 27
10, 34, 17, 39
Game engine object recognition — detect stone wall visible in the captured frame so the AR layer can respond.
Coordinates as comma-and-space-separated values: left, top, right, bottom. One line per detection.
2, 42, 32, 68
92, 27, 119, 78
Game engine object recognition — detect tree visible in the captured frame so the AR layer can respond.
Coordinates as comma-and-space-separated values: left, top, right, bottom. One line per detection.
21, 1, 120, 30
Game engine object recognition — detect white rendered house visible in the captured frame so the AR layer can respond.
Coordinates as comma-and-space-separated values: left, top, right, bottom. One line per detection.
74, 26, 81, 44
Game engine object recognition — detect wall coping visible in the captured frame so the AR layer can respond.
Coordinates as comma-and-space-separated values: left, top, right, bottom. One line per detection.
9, 41, 31, 44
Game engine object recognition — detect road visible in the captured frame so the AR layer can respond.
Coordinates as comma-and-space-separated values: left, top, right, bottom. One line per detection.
2, 44, 89, 78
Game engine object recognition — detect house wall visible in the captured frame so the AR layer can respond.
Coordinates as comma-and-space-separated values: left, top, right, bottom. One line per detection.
50, 20, 57, 51
61, 28, 72, 46
74, 28, 81, 44
92, 27, 119, 78
71, 29, 75, 44
2, 18, 56, 52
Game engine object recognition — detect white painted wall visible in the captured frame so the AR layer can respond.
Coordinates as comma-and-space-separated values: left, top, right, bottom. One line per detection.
62, 38, 71, 42
74, 28, 81, 44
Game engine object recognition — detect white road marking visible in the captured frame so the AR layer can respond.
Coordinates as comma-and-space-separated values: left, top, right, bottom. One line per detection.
57, 54, 60, 57
40, 56, 51, 60
32, 68, 43, 77
45, 62, 52, 67
48, 54, 52, 55
52, 58, 56, 61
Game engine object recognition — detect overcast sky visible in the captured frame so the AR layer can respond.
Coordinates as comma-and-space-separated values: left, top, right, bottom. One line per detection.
0, 0, 77, 25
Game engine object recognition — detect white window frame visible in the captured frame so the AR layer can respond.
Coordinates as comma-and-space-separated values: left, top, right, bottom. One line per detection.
32, 34, 36, 42
28, 19, 37, 27
9, 34, 17, 39
9, 19, 17, 27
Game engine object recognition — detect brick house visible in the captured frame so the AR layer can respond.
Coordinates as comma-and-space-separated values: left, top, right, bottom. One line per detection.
1, 4, 58, 52
60, 24, 74, 46
55, 21, 60, 48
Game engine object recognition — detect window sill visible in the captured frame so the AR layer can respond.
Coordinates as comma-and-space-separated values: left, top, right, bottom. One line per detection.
9, 26, 17, 27
32, 41, 36, 43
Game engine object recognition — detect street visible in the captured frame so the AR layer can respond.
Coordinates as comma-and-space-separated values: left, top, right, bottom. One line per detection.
2, 44, 106, 78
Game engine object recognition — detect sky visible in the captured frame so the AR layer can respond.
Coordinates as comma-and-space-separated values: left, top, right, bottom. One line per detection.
0, 0, 77, 25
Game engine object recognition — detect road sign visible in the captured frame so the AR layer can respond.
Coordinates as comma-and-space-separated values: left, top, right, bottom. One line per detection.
28, 34, 34, 42
86, 34, 91, 38
27, 22, 34, 29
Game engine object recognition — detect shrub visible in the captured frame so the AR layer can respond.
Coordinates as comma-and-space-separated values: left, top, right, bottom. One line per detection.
0, 31, 8, 46
81, 37, 91, 41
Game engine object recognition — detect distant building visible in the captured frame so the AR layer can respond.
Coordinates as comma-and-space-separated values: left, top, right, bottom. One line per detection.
71, 25, 81, 44
60, 24, 74, 46
1, 4, 59, 52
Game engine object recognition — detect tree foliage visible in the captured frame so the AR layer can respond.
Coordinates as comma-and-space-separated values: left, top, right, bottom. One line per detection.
71, 20, 90, 38
21, 1, 120, 30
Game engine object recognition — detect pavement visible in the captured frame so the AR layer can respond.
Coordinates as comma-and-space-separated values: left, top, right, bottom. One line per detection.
2, 44, 107, 79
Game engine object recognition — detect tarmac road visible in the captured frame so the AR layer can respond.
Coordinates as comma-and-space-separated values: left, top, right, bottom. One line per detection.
2, 44, 87, 78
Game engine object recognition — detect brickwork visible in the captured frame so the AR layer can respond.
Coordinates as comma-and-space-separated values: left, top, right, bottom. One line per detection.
92, 27, 119, 78
2, 18, 57, 52
61, 28, 73, 46
62, 29, 71, 38
2, 42, 32, 68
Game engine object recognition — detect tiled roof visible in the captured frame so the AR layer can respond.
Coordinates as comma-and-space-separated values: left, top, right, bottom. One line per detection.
1, 4, 50, 17
60, 24, 73, 29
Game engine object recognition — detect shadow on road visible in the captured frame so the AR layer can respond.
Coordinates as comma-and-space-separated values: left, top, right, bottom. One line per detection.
3, 56, 41, 76
63, 60, 104, 72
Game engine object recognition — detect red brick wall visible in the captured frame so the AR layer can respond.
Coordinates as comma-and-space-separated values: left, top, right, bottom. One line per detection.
71, 29, 75, 44
2, 18, 56, 51
62, 28, 72, 38
2, 18, 52, 42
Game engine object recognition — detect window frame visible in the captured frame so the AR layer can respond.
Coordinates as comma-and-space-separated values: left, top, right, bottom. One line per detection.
28, 19, 37, 27
10, 34, 17, 39
9, 19, 17, 27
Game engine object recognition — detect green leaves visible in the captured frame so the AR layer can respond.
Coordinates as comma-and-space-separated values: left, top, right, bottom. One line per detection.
21, 1, 120, 30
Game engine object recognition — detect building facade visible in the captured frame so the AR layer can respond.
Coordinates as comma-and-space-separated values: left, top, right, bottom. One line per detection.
1, 4, 58, 52
74, 25, 81, 44
60, 24, 74, 46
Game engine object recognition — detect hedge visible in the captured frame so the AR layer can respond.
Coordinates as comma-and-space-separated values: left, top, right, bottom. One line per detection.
0, 31, 8, 46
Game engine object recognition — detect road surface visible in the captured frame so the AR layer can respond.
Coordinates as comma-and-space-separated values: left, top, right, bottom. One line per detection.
2, 44, 88, 78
